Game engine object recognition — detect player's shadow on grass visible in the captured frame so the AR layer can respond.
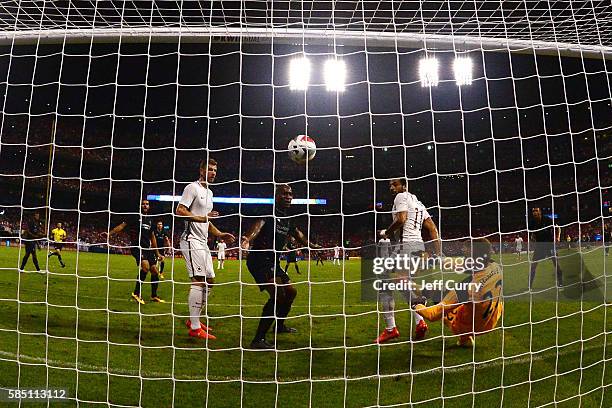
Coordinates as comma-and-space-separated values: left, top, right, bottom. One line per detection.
558, 250, 604, 303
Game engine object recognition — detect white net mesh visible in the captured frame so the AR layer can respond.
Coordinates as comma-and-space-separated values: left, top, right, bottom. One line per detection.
0, 1, 611, 406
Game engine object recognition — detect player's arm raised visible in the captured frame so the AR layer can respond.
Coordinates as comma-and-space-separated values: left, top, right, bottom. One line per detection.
292, 227, 321, 249
241, 219, 265, 250
103, 222, 127, 239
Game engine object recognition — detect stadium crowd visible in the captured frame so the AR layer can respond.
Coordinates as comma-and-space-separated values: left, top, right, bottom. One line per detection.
1, 116, 610, 258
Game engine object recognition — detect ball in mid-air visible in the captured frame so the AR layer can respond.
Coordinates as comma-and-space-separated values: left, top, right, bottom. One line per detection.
288, 135, 316, 164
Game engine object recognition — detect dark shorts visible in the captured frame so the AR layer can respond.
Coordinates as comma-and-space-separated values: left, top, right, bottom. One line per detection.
131, 247, 157, 266
25, 242, 37, 253
53, 243, 64, 251
532, 243, 557, 261
286, 253, 297, 263
247, 254, 290, 291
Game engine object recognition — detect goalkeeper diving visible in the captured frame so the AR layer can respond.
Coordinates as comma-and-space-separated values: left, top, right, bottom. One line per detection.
413, 238, 503, 347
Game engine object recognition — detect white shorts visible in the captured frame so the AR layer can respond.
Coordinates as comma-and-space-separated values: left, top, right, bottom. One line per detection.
393, 241, 425, 257
516, 246, 522, 252
217, 252, 226, 260
180, 239, 215, 278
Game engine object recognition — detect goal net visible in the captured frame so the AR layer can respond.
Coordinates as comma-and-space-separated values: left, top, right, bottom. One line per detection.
0, 1, 611, 406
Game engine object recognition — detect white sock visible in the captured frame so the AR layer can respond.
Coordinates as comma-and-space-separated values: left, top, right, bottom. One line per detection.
412, 310, 424, 325
189, 285, 204, 330
380, 291, 396, 330
398, 289, 424, 326
201, 285, 210, 323
217, 261, 220, 269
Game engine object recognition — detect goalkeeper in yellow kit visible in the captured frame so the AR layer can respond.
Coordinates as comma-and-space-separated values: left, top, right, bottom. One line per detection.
48, 222, 67, 268
413, 238, 503, 347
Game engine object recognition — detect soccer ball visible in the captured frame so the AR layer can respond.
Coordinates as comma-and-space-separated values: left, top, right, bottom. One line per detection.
288, 135, 316, 163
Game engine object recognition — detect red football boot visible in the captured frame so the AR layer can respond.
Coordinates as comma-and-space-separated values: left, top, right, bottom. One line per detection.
189, 327, 216, 340
414, 320, 428, 341
376, 327, 400, 344
185, 319, 213, 332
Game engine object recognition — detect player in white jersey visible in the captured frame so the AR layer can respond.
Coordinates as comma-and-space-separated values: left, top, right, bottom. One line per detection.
514, 235, 523, 260
176, 158, 235, 341
378, 235, 391, 258
333, 245, 341, 265
216, 240, 227, 269
376, 178, 441, 344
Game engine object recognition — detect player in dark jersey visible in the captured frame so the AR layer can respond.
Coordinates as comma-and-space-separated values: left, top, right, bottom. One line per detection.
284, 237, 300, 274
153, 221, 171, 279
241, 184, 320, 349
20, 211, 44, 272
314, 249, 325, 266
105, 199, 165, 304
529, 207, 563, 288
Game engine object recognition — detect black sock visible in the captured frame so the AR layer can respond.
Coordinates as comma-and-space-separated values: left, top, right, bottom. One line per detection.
160, 261, 165, 273
295, 264, 300, 274
277, 301, 293, 329
32, 254, 40, 271
556, 267, 563, 286
20, 254, 28, 270
151, 273, 159, 297
58, 254, 64, 265
254, 298, 276, 341
134, 269, 147, 296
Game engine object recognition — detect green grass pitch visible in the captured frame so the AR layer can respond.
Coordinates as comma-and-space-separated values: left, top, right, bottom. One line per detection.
1, 245, 611, 407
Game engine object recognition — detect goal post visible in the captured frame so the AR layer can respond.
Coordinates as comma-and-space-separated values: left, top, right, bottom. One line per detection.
1, 27, 612, 59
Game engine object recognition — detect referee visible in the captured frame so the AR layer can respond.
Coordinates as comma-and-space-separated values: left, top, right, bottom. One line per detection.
48, 222, 67, 268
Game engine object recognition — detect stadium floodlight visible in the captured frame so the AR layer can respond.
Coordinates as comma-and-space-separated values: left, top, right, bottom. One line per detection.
289, 57, 311, 90
453, 57, 473, 86
324, 59, 346, 92
419, 57, 439, 87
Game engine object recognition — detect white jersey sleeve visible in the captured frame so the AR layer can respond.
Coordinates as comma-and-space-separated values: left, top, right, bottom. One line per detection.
179, 183, 197, 209
393, 193, 409, 213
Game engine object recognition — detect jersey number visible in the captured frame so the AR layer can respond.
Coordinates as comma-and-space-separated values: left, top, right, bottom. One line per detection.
413, 210, 424, 230
482, 279, 502, 320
